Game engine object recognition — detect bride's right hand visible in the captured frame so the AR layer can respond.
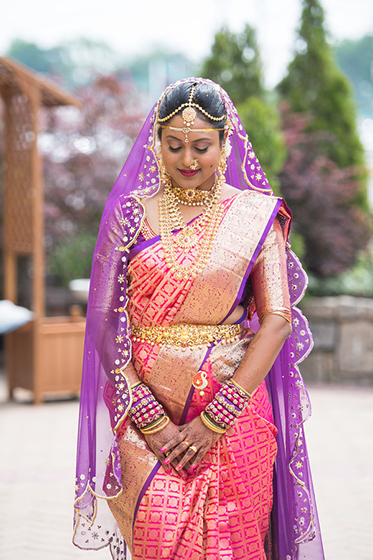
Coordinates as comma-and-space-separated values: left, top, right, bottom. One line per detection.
143, 421, 191, 478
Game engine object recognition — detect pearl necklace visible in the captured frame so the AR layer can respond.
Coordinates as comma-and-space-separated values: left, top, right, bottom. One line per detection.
158, 176, 224, 280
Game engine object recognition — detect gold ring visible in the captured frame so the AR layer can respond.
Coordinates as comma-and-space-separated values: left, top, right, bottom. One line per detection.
183, 441, 190, 447
189, 445, 198, 454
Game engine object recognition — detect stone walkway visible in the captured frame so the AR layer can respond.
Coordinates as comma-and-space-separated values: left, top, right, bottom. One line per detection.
0, 379, 372, 560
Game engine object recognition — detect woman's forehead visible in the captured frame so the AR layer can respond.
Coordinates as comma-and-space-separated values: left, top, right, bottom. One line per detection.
166, 113, 210, 128
162, 113, 220, 143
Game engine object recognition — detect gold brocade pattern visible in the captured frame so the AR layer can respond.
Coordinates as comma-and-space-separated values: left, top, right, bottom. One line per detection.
107, 424, 159, 552
173, 190, 279, 325
249, 218, 291, 323
133, 342, 208, 425
109, 334, 255, 552
208, 331, 254, 384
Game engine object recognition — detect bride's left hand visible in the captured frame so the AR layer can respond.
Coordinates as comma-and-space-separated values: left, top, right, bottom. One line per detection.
160, 416, 222, 474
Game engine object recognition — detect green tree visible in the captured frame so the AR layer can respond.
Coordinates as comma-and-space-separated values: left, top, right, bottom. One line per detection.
6, 38, 119, 90
334, 34, 373, 119
236, 97, 286, 192
7, 39, 65, 75
201, 26, 285, 193
278, 0, 367, 207
200, 24, 263, 105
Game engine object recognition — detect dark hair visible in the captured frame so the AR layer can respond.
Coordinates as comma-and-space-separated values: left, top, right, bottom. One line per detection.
158, 81, 227, 143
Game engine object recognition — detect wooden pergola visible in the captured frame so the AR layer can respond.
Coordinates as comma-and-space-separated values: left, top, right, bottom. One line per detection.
0, 57, 85, 403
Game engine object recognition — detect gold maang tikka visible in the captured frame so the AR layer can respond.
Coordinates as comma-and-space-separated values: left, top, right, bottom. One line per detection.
158, 85, 226, 142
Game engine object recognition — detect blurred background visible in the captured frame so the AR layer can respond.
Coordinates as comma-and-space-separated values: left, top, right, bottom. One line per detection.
0, 0, 372, 559
1, 0, 373, 307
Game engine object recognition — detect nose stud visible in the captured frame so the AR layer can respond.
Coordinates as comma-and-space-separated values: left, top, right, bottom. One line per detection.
189, 159, 199, 170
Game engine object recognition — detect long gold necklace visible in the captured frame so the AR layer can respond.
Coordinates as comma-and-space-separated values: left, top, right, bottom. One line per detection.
158, 176, 224, 280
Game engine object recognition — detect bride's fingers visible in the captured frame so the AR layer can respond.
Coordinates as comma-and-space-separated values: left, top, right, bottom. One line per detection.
174, 445, 201, 472
163, 439, 190, 466
160, 433, 187, 455
188, 447, 206, 471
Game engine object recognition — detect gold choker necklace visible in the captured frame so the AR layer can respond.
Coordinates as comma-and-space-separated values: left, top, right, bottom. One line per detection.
171, 182, 216, 207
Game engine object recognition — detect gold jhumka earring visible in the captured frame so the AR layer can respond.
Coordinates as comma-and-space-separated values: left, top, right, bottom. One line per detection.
217, 148, 228, 182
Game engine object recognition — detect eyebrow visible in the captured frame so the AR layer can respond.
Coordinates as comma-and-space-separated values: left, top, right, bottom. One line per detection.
165, 135, 212, 143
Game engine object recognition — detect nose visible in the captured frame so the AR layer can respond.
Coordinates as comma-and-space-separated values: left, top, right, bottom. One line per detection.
181, 146, 194, 168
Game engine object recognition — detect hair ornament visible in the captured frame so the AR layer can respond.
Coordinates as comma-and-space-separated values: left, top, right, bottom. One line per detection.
158, 84, 226, 143
157, 84, 226, 124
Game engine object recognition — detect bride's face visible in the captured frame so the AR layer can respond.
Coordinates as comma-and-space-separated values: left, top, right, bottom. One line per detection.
160, 113, 222, 191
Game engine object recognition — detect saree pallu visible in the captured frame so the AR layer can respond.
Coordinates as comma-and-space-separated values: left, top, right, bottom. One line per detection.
73, 190, 324, 560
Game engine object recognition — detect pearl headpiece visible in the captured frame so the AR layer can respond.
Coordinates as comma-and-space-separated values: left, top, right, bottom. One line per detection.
158, 85, 226, 143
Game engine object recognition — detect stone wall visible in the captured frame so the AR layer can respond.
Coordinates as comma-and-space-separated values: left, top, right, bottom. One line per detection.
300, 296, 373, 384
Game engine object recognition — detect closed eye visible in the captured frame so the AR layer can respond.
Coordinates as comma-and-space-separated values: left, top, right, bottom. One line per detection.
195, 147, 208, 153
169, 146, 182, 152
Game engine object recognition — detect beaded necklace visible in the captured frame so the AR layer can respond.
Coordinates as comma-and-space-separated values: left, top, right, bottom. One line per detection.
158, 176, 224, 280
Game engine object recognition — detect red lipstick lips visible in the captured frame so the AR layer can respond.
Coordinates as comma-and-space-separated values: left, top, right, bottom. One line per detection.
179, 169, 199, 177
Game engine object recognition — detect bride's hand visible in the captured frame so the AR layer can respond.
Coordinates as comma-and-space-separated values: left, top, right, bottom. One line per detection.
159, 416, 223, 475
143, 420, 190, 478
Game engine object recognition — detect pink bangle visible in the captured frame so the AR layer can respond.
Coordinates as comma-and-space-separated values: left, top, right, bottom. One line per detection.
129, 383, 165, 430
204, 379, 251, 430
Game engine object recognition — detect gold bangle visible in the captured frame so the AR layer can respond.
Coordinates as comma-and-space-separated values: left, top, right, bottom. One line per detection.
140, 415, 166, 432
141, 415, 166, 431
200, 411, 226, 434
131, 381, 143, 389
140, 416, 168, 434
140, 416, 170, 434
229, 379, 253, 400
201, 412, 226, 433
259, 310, 292, 325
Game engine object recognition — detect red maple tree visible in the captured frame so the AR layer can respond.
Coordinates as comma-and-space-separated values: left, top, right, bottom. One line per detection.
279, 104, 371, 278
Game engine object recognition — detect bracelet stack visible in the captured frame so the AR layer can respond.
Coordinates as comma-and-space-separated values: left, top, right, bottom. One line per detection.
201, 379, 252, 432
129, 383, 169, 434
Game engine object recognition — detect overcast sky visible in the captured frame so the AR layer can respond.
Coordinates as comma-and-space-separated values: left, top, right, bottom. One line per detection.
1, 0, 372, 87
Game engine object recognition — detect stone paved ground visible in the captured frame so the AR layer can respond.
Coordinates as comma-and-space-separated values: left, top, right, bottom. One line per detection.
0, 379, 372, 560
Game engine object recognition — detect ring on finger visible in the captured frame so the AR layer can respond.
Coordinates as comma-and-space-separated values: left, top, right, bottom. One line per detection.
189, 445, 198, 454
183, 440, 191, 447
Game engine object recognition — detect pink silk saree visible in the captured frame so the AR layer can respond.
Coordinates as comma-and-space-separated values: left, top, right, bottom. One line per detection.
105, 190, 286, 559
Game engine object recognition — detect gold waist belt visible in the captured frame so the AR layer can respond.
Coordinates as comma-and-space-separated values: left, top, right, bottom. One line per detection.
132, 323, 242, 349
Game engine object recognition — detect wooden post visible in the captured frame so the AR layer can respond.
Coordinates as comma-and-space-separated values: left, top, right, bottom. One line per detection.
3, 87, 18, 400
29, 85, 44, 404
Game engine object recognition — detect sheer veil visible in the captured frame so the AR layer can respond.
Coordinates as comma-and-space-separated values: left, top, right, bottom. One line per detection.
73, 78, 324, 560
